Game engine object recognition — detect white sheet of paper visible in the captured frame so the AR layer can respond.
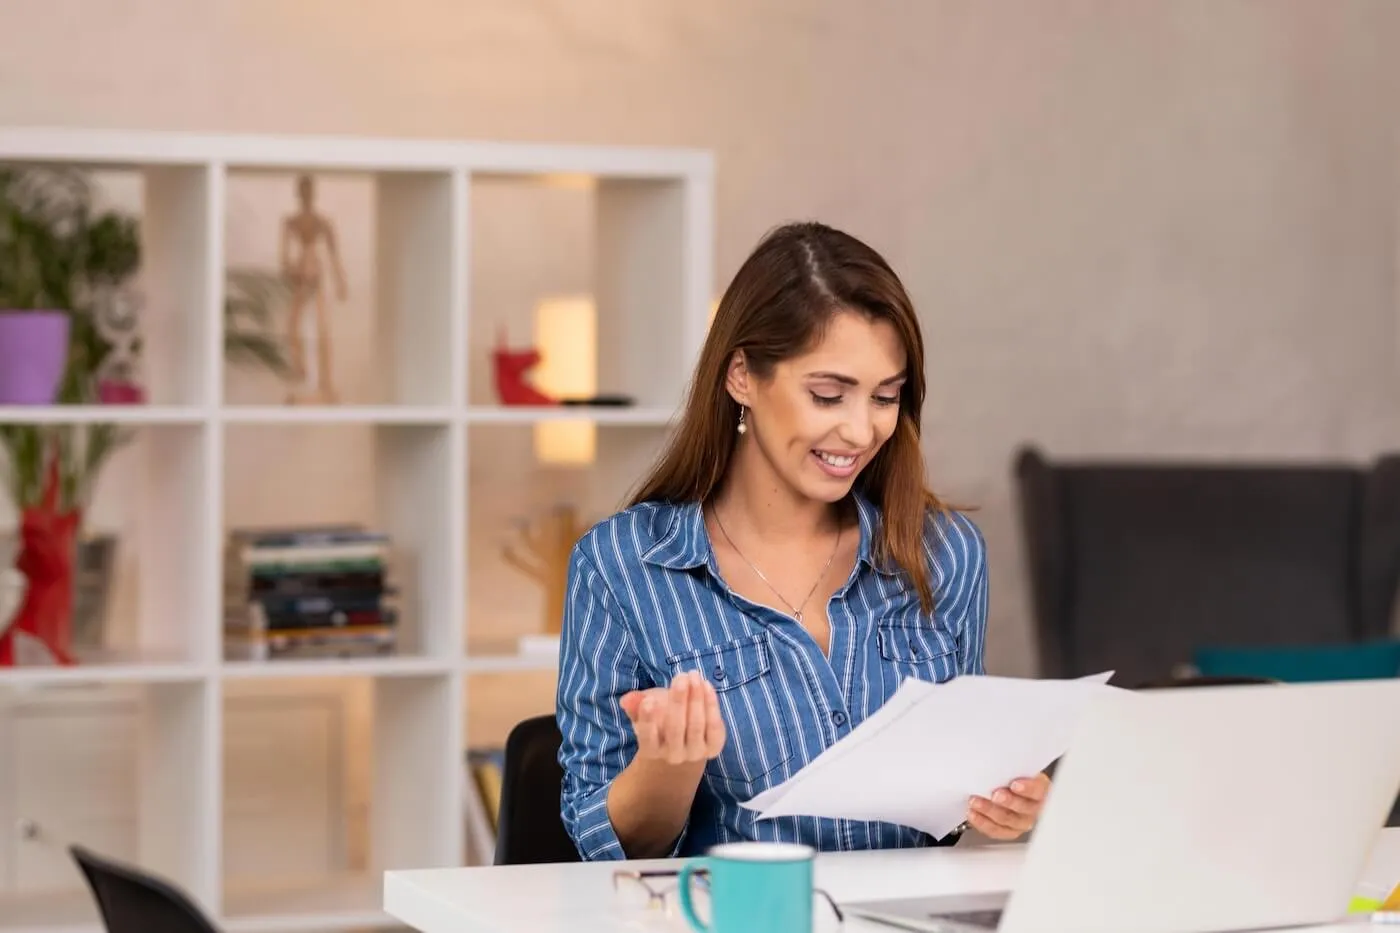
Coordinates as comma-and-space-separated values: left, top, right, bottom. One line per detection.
742, 672, 1119, 838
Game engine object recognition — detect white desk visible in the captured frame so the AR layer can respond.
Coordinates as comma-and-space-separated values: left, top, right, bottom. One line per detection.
383, 827, 1400, 933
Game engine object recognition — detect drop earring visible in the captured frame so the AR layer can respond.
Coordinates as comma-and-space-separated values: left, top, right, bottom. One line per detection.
736, 405, 748, 435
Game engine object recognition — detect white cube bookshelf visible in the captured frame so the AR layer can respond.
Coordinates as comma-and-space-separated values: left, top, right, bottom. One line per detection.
0, 127, 714, 933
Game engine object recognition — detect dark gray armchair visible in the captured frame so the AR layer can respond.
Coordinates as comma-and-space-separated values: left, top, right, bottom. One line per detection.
1013, 446, 1400, 687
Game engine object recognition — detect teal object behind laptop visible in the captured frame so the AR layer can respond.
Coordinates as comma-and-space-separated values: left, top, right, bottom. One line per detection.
1193, 638, 1400, 683
677, 841, 814, 933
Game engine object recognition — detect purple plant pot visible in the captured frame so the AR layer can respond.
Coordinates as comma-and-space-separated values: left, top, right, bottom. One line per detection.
0, 311, 71, 405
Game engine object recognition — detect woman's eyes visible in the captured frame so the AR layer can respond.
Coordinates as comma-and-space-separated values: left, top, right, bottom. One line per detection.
809, 392, 900, 408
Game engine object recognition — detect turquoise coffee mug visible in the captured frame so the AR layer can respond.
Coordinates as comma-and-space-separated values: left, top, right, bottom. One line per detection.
677, 841, 817, 933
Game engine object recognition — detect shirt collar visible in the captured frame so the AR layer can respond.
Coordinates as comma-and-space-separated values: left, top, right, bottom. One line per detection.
641, 500, 710, 570
852, 490, 903, 577
640, 490, 902, 577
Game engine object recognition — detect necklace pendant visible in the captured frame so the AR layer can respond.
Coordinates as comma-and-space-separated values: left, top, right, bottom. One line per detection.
793, 611, 803, 623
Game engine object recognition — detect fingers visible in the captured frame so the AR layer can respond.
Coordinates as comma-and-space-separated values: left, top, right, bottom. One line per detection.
966, 773, 1051, 840
967, 795, 1033, 839
624, 671, 726, 766
660, 675, 692, 764
1011, 772, 1051, 803
703, 679, 726, 756
683, 671, 709, 757
619, 688, 663, 724
988, 785, 1038, 818
966, 807, 1020, 840
633, 693, 661, 752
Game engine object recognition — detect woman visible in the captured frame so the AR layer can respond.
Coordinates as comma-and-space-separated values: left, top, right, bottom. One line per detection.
556, 221, 1048, 861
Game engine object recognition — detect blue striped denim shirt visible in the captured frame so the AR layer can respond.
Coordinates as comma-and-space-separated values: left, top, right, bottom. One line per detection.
556, 492, 988, 860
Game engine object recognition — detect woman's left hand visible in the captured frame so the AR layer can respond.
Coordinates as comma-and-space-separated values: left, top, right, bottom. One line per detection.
967, 772, 1051, 840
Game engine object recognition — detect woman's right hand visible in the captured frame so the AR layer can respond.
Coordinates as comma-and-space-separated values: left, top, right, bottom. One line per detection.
606, 672, 725, 856
619, 670, 726, 765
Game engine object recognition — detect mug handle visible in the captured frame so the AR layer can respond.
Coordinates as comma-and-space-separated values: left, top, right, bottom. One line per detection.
676, 859, 711, 933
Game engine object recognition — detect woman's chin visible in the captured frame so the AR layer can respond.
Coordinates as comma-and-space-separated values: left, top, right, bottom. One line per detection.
794, 469, 859, 504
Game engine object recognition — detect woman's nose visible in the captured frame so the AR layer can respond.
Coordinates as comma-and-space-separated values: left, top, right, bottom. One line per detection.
840, 406, 875, 448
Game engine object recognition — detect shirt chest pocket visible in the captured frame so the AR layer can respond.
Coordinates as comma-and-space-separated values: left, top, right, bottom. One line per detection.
665, 633, 795, 794
877, 624, 961, 683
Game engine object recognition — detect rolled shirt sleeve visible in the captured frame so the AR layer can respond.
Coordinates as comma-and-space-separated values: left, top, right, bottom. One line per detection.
556, 542, 689, 859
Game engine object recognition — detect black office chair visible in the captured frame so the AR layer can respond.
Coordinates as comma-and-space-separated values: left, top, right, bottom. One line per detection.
1014, 446, 1400, 686
70, 844, 220, 933
493, 714, 582, 865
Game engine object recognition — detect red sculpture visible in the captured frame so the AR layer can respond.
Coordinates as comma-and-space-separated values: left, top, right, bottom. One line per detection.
491, 328, 557, 406
0, 453, 79, 667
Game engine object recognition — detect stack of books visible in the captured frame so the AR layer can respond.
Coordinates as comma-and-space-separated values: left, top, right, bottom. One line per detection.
464, 746, 505, 864
223, 524, 398, 662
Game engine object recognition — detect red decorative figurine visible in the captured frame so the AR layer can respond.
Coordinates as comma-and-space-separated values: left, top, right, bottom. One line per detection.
491, 327, 557, 406
0, 453, 79, 666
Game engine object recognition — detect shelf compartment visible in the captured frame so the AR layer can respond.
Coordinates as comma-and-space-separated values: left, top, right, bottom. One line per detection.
0, 422, 214, 671
219, 674, 461, 931
221, 422, 463, 665
221, 168, 464, 409
0, 160, 215, 408
466, 172, 701, 416
464, 423, 667, 664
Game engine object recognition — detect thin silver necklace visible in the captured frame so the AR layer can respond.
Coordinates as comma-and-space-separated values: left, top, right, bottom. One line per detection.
710, 506, 841, 624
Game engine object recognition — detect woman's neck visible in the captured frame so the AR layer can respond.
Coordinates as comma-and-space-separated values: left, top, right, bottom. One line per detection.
710, 442, 842, 545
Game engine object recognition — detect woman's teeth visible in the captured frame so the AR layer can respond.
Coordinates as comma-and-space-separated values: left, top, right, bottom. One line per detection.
816, 452, 856, 468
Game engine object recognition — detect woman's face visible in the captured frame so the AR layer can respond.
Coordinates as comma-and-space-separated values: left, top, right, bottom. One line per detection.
729, 310, 908, 505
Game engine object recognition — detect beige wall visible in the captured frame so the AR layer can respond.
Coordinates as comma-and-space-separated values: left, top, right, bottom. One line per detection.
3, 0, 1398, 682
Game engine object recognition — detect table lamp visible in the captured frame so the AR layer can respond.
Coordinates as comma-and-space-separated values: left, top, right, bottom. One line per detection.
533, 296, 596, 465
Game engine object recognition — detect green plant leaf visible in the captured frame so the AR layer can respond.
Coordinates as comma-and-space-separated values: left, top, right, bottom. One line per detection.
224, 266, 292, 378
0, 424, 43, 508
0, 423, 135, 513
225, 330, 293, 377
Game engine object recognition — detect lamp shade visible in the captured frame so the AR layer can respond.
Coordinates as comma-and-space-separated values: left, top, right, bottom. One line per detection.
533, 297, 596, 465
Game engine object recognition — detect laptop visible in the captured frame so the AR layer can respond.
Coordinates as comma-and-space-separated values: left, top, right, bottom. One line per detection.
846, 677, 1400, 933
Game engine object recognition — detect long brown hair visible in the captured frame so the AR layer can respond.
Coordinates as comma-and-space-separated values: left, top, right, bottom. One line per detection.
628, 221, 947, 613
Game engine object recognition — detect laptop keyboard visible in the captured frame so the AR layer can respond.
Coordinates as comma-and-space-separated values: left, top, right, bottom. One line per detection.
934, 909, 1005, 929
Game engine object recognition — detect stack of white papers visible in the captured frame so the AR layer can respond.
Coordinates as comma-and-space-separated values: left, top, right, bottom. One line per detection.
742, 672, 1120, 839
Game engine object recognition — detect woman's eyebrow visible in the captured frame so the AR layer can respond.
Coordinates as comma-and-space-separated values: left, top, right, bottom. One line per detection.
804, 370, 907, 386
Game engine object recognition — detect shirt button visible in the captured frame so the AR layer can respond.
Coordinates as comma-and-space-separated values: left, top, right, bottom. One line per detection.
831, 711, 847, 726
712, 667, 726, 682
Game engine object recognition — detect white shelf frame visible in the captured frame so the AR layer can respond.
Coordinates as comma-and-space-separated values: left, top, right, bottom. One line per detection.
0, 127, 714, 933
